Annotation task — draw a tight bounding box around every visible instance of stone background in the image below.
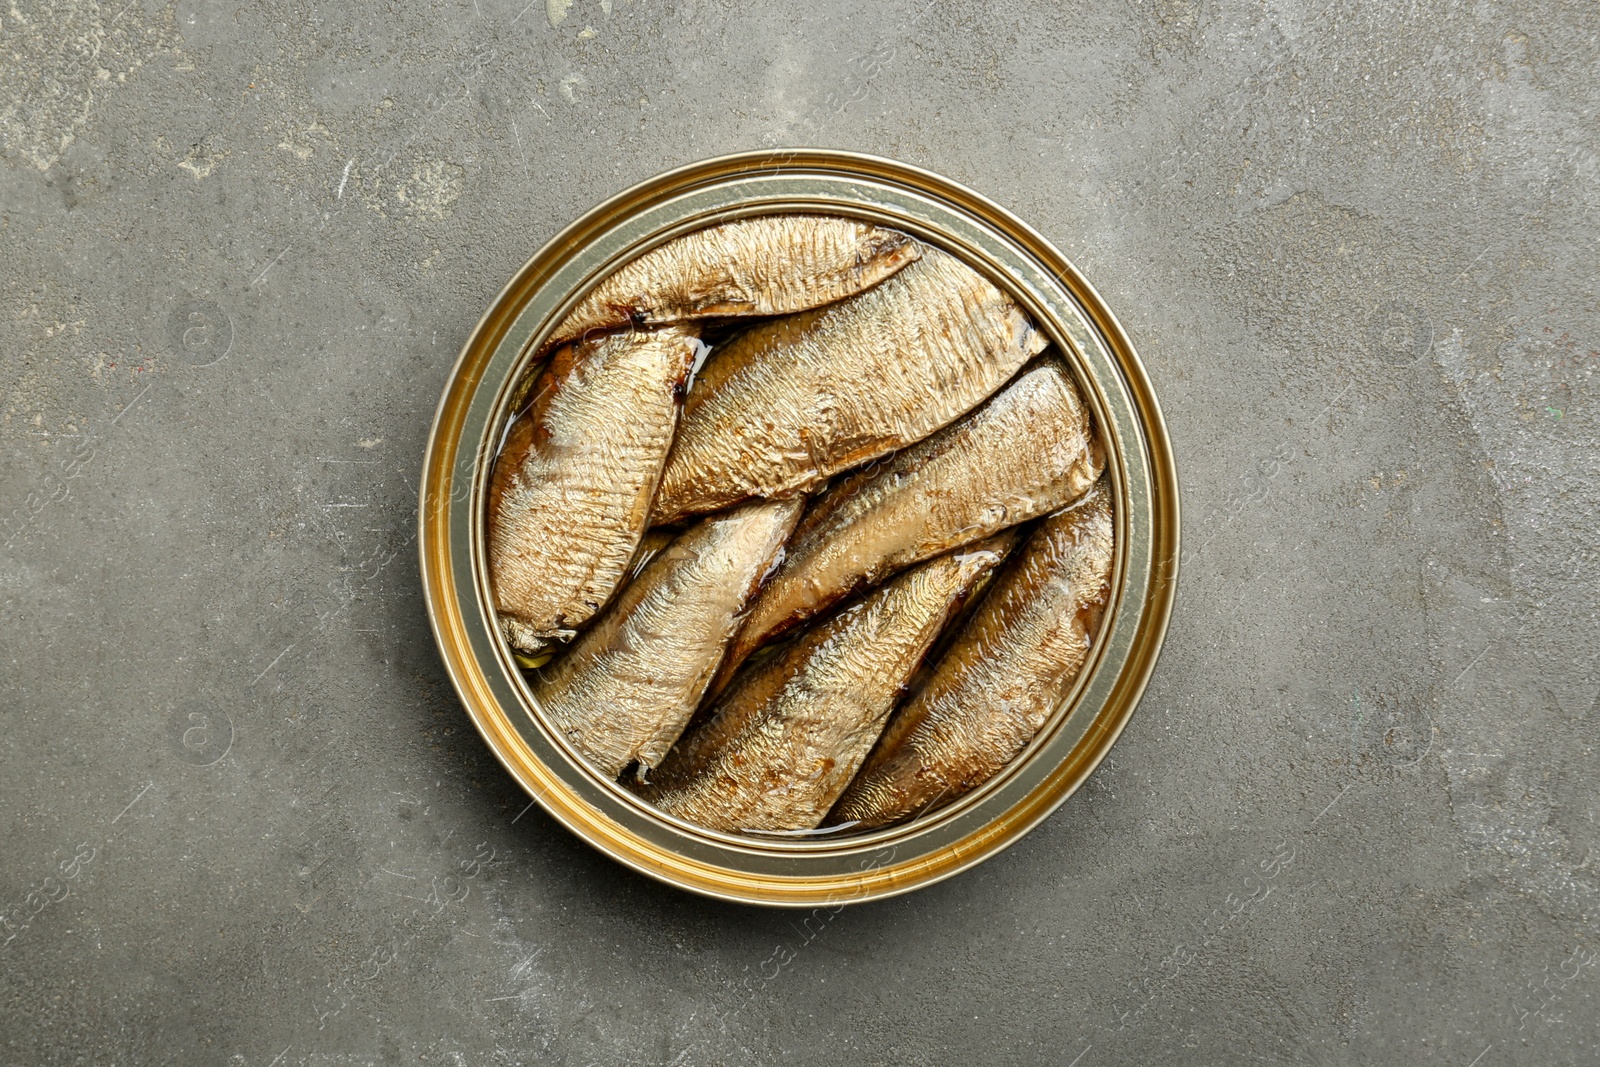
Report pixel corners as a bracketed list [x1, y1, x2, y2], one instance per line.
[3, 1, 1597, 1063]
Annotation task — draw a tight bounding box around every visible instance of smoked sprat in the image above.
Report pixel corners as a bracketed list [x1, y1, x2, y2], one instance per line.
[487, 213, 1114, 836]
[831, 479, 1116, 829]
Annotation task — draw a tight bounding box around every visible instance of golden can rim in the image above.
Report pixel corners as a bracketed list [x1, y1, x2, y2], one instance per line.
[419, 149, 1180, 907]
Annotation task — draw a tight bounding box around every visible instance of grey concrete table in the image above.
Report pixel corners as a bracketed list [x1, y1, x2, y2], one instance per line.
[3, 1, 1596, 1064]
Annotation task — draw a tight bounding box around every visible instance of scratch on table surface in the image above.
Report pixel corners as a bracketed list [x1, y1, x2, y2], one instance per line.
[108, 381, 154, 427]
[1450, 642, 1494, 688]
[249, 246, 292, 288]
[1307, 781, 1356, 827]
[110, 781, 153, 824]
[250, 643, 298, 686]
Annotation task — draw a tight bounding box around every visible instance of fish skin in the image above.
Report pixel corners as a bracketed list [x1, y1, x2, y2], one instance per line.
[715, 355, 1104, 689]
[829, 480, 1116, 829]
[640, 537, 1014, 833]
[651, 246, 1048, 524]
[528, 498, 803, 778]
[547, 216, 920, 349]
[489, 325, 699, 653]
[623, 527, 678, 585]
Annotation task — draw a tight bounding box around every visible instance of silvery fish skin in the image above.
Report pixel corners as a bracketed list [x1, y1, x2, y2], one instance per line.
[488, 325, 699, 653]
[830, 480, 1116, 829]
[528, 498, 802, 778]
[640, 538, 1014, 833]
[651, 246, 1048, 524]
[547, 216, 920, 349]
[717, 355, 1104, 686]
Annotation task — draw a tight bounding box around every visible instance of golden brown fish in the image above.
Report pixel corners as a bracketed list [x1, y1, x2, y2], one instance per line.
[640, 537, 1014, 833]
[623, 527, 678, 584]
[830, 480, 1116, 829]
[488, 325, 699, 653]
[509, 529, 678, 668]
[546, 216, 920, 349]
[650, 246, 1048, 524]
[527, 498, 802, 778]
[715, 355, 1104, 688]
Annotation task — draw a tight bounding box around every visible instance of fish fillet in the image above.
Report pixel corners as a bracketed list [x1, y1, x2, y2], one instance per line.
[547, 215, 920, 349]
[716, 355, 1104, 687]
[529, 498, 802, 777]
[651, 246, 1047, 523]
[830, 480, 1116, 829]
[640, 537, 1014, 833]
[488, 325, 699, 653]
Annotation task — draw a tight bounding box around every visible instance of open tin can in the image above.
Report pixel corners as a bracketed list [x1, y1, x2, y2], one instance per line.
[419, 150, 1178, 906]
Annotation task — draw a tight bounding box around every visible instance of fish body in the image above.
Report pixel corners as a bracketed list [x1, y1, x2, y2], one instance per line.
[651, 247, 1047, 523]
[548, 216, 920, 349]
[623, 527, 678, 585]
[830, 480, 1116, 829]
[528, 498, 802, 777]
[641, 538, 1014, 833]
[718, 355, 1104, 685]
[488, 325, 699, 653]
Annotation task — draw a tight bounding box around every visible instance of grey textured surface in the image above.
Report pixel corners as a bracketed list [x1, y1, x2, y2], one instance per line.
[3, 0, 1597, 1063]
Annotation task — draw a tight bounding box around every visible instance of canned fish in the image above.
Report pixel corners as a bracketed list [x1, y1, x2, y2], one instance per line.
[419, 151, 1178, 906]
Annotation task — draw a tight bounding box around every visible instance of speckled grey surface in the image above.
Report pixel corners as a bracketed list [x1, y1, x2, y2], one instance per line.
[3, 1, 1597, 1063]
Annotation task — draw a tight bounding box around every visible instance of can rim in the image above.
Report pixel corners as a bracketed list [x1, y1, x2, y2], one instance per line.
[419, 149, 1179, 907]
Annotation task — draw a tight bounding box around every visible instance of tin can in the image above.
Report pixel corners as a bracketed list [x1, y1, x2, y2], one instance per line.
[419, 150, 1179, 906]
